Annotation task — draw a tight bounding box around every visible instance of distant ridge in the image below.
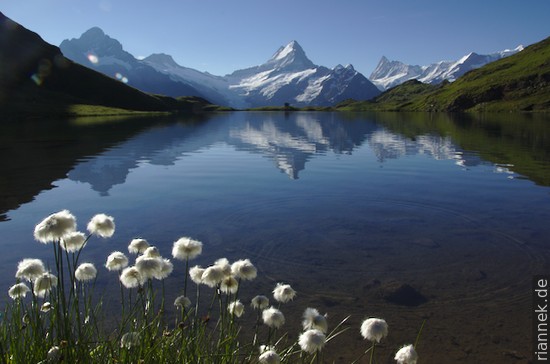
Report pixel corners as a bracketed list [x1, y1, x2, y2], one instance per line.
[369, 46, 524, 90]
[338, 36, 550, 112]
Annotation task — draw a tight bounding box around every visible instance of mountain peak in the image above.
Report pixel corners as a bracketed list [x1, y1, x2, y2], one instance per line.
[143, 53, 179, 68]
[267, 40, 315, 70]
[81, 26, 106, 39]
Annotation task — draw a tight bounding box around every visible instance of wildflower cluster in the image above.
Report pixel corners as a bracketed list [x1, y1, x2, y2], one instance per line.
[2, 210, 422, 363]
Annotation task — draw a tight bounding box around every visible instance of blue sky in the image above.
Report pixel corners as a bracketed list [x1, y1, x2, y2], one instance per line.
[2, 0, 549, 76]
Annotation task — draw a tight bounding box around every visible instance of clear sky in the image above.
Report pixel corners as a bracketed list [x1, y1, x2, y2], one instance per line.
[2, 0, 549, 77]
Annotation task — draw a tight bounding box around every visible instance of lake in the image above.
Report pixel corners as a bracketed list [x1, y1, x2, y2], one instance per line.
[1, 111, 549, 363]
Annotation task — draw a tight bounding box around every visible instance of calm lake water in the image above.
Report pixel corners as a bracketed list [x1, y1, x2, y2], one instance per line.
[1, 111, 549, 363]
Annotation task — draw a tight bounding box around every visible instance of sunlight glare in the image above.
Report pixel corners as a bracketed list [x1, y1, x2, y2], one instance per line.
[87, 53, 99, 64]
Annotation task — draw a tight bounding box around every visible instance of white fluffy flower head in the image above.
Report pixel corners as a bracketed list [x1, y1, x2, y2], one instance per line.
[135, 256, 162, 280]
[360, 318, 388, 343]
[34, 210, 76, 243]
[231, 259, 257, 280]
[60, 231, 87, 252]
[15, 258, 45, 282]
[87, 213, 115, 238]
[299, 329, 326, 354]
[75, 263, 97, 282]
[34, 272, 58, 298]
[174, 295, 192, 309]
[220, 276, 239, 294]
[172, 237, 203, 260]
[394, 344, 418, 364]
[302, 307, 328, 333]
[128, 238, 149, 254]
[8, 283, 30, 300]
[189, 265, 205, 285]
[154, 258, 173, 280]
[105, 251, 129, 271]
[228, 300, 244, 317]
[251, 295, 270, 310]
[273, 283, 296, 303]
[201, 265, 224, 288]
[259, 345, 280, 364]
[262, 306, 285, 329]
[120, 266, 143, 288]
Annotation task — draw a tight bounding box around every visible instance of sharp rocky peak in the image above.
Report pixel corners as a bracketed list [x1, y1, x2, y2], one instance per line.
[267, 40, 315, 70]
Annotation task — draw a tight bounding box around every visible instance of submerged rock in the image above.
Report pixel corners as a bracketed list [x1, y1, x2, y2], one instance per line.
[382, 282, 428, 306]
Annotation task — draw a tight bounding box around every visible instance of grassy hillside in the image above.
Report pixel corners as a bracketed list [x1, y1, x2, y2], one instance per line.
[337, 36, 550, 112]
[0, 12, 223, 118]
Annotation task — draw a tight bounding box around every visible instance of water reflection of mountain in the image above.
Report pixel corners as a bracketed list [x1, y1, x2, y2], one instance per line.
[368, 129, 485, 167]
[67, 120, 228, 195]
[0, 115, 202, 221]
[67, 112, 378, 191]
[65, 111, 543, 194]
[3, 111, 550, 219]
[228, 113, 375, 179]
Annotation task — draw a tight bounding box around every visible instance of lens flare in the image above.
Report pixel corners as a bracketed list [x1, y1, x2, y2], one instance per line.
[87, 54, 99, 64]
[115, 73, 129, 84]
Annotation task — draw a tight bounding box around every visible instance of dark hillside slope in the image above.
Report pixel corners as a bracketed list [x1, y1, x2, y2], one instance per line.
[0, 12, 210, 116]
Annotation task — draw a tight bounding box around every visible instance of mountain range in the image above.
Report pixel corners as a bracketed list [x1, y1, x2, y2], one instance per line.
[0, 12, 217, 118]
[339, 35, 550, 112]
[369, 46, 524, 90]
[60, 28, 381, 108]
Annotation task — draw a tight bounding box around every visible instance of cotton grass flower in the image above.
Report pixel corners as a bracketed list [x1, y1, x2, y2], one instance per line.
[220, 276, 239, 294]
[172, 236, 203, 260]
[251, 295, 270, 310]
[60, 231, 87, 252]
[214, 258, 232, 276]
[128, 238, 149, 254]
[142, 246, 161, 258]
[228, 300, 244, 317]
[135, 256, 162, 280]
[87, 213, 115, 238]
[189, 265, 205, 285]
[201, 265, 225, 288]
[259, 345, 280, 364]
[34, 210, 76, 243]
[302, 307, 328, 333]
[174, 295, 192, 309]
[360, 318, 389, 343]
[262, 306, 285, 329]
[34, 272, 58, 298]
[154, 258, 173, 280]
[394, 344, 418, 364]
[15, 258, 45, 282]
[120, 331, 140, 349]
[273, 283, 296, 303]
[8, 283, 30, 300]
[105, 251, 129, 271]
[299, 329, 326, 354]
[231, 258, 257, 280]
[75, 263, 97, 282]
[120, 266, 143, 289]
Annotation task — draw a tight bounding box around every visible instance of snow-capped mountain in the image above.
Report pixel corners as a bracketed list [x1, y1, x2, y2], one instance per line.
[370, 46, 524, 90]
[59, 27, 202, 98]
[226, 41, 380, 107]
[60, 29, 380, 108]
[142, 53, 245, 108]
